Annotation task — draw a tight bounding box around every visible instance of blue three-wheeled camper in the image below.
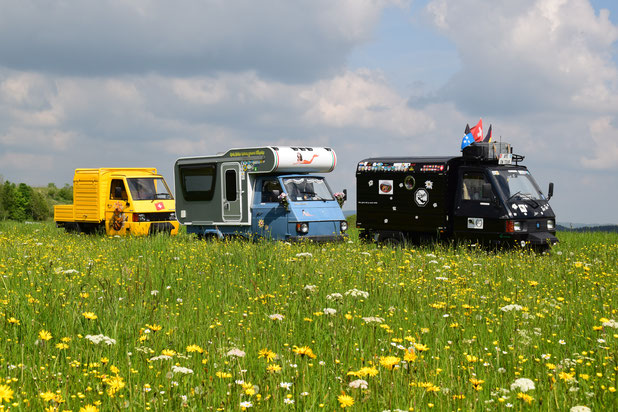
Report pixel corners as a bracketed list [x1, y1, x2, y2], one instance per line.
[174, 146, 347, 241]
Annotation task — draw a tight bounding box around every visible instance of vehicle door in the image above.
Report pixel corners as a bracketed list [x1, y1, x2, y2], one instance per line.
[106, 178, 131, 235]
[252, 177, 288, 239]
[453, 168, 503, 240]
[221, 163, 242, 222]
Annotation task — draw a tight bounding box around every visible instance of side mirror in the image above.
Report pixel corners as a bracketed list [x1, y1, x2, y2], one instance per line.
[547, 182, 554, 200]
[343, 189, 348, 201]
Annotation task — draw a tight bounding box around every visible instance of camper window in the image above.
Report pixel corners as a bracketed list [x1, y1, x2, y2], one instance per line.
[225, 169, 237, 202]
[179, 164, 216, 201]
[261, 180, 282, 203]
[282, 177, 334, 202]
[110, 179, 128, 201]
[461, 173, 494, 202]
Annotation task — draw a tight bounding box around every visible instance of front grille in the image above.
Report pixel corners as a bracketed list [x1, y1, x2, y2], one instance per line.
[144, 212, 174, 222]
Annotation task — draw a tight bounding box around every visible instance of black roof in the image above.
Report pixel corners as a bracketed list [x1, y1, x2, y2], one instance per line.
[358, 156, 460, 164]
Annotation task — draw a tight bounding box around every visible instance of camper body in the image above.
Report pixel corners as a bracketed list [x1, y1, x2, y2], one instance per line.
[174, 147, 347, 241]
[54, 168, 179, 236]
[356, 142, 557, 248]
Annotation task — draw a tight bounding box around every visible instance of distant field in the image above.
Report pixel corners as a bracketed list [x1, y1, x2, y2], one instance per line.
[0, 222, 616, 411]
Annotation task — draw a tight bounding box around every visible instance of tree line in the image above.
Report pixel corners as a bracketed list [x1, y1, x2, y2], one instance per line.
[0, 178, 72, 221]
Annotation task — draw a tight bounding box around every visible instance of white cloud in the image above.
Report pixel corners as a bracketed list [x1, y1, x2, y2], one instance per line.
[425, 0, 618, 114]
[581, 116, 618, 169]
[0, 0, 405, 81]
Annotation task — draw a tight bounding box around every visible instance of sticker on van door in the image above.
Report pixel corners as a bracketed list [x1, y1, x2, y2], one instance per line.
[414, 188, 429, 207]
[379, 180, 393, 195]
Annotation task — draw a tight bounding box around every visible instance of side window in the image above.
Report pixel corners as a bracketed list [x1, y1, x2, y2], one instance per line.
[179, 164, 217, 201]
[110, 179, 128, 200]
[261, 180, 282, 203]
[225, 169, 237, 202]
[461, 172, 494, 202]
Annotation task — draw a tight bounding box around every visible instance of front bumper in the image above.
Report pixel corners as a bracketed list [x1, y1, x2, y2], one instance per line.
[127, 221, 180, 236]
[287, 234, 347, 243]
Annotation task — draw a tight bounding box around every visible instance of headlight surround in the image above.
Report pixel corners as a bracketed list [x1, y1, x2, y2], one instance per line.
[133, 213, 148, 223]
[296, 222, 309, 234]
[547, 219, 555, 230]
[340, 221, 348, 232]
[169, 212, 177, 221]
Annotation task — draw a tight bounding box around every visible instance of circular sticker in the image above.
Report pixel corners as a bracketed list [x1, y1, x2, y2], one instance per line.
[414, 188, 429, 207]
[404, 175, 415, 190]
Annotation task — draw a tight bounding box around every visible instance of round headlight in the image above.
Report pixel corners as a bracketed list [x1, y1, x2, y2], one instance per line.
[296, 222, 309, 234]
[340, 221, 348, 232]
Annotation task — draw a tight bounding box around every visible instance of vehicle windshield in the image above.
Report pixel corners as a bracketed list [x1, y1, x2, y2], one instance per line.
[491, 169, 544, 201]
[282, 177, 334, 201]
[127, 178, 173, 200]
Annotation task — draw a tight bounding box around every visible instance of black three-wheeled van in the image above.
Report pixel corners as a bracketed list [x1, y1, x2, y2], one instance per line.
[355, 142, 558, 248]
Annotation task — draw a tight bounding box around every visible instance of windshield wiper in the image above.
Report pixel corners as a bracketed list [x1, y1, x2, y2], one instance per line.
[508, 191, 539, 208]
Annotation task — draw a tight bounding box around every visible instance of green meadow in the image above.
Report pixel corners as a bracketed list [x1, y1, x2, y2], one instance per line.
[0, 221, 616, 411]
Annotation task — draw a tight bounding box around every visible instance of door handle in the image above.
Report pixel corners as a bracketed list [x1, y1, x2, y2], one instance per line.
[224, 201, 230, 210]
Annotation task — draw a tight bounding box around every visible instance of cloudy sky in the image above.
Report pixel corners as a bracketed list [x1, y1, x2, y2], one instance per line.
[1, 0, 617, 224]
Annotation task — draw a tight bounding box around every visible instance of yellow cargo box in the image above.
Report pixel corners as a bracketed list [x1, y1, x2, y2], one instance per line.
[54, 168, 179, 236]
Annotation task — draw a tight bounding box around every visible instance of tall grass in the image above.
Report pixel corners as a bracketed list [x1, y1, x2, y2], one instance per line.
[0, 221, 616, 411]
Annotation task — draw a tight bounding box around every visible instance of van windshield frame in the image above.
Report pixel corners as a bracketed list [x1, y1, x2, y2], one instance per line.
[127, 178, 174, 201]
[489, 168, 545, 201]
[282, 177, 334, 202]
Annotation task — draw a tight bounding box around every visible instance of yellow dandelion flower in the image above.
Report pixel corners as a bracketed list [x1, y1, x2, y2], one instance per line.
[7, 317, 20, 325]
[82, 312, 98, 320]
[379, 356, 401, 370]
[39, 391, 57, 402]
[104, 375, 125, 397]
[359, 366, 379, 377]
[80, 405, 99, 412]
[413, 343, 429, 352]
[559, 371, 576, 382]
[338, 393, 354, 408]
[267, 364, 282, 373]
[292, 345, 317, 359]
[38, 330, 52, 341]
[404, 349, 417, 362]
[186, 344, 204, 354]
[55, 343, 69, 350]
[0, 384, 14, 404]
[146, 324, 162, 332]
[161, 349, 176, 357]
[258, 348, 276, 361]
[517, 392, 534, 404]
[215, 371, 232, 378]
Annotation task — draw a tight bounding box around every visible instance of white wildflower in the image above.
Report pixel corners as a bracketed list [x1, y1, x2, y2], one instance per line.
[269, 313, 284, 321]
[240, 400, 253, 408]
[602, 319, 618, 328]
[326, 293, 343, 300]
[226, 348, 246, 358]
[304, 284, 317, 293]
[84, 334, 116, 345]
[323, 308, 337, 316]
[296, 252, 313, 257]
[345, 288, 369, 298]
[510, 378, 535, 392]
[283, 398, 294, 404]
[362, 316, 384, 324]
[149, 355, 173, 361]
[349, 379, 368, 389]
[151, 290, 159, 296]
[279, 382, 293, 390]
[171, 365, 193, 375]
[500, 304, 523, 312]
[570, 407, 591, 412]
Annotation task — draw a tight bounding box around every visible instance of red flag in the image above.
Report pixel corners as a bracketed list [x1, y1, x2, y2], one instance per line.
[155, 202, 165, 211]
[470, 119, 483, 142]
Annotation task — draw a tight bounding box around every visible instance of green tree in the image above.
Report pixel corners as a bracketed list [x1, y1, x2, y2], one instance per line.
[31, 190, 52, 221]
